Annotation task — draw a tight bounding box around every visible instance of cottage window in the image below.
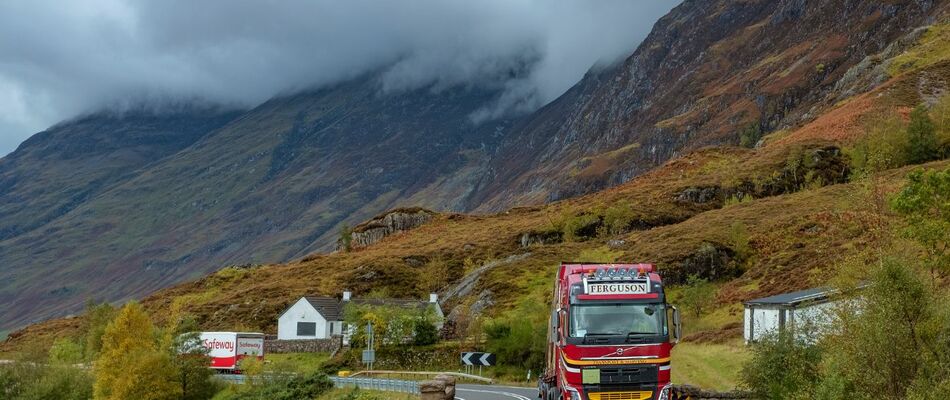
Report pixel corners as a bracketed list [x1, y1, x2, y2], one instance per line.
[297, 322, 317, 336]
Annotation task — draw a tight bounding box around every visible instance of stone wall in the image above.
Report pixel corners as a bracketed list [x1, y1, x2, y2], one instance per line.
[264, 337, 341, 354]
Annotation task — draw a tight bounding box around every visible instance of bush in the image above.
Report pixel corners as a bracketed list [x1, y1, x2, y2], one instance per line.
[0, 363, 94, 400]
[678, 274, 716, 318]
[729, 222, 752, 263]
[890, 167, 950, 279]
[740, 331, 822, 400]
[48, 338, 83, 365]
[739, 123, 763, 148]
[821, 258, 950, 399]
[906, 105, 939, 164]
[847, 111, 908, 175]
[599, 201, 636, 236]
[81, 301, 116, 361]
[561, 212, 601, 242]
[412, 320, 438, 346]
[214, 371, 333, 400]
[484, 300, 547, 371]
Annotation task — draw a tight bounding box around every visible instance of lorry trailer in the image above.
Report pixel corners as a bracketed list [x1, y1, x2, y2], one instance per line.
[198, 332, 265, 371]
[539, 263, 681, 400]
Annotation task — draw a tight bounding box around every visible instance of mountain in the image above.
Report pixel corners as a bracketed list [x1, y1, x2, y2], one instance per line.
[471, 0, 946, 209]
[0, 76, 515, 331]
[0, 0, 947, 333]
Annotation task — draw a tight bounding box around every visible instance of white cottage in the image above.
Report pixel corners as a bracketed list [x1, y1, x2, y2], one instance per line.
[277, 296, 345, 340]
[743, 286, 849, 343]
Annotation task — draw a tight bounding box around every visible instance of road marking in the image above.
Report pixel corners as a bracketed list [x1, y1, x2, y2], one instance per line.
[457, 388, 532, 400]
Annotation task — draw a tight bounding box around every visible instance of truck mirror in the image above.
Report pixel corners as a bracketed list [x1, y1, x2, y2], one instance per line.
[670, 305, 682, 345]
[552, 309, 562, 343]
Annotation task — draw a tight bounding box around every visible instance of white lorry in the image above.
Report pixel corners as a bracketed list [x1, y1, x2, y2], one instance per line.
[197, 332, 265, 371]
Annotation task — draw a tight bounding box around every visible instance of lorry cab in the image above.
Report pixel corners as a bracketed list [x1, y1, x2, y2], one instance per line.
[541, 263, 681, 400]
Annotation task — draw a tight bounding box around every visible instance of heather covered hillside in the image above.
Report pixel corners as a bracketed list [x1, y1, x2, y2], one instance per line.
[0, 0, 948, 339]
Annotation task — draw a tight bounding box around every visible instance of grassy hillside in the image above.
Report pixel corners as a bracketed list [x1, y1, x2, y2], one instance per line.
[4, 19, 950, 394]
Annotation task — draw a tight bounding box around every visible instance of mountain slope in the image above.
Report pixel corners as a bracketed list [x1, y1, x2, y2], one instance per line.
[0, 0, 947, 333]
[473, 0, 945, 209]
[0, 77, 514, 330]
[0, 108, 241, 241]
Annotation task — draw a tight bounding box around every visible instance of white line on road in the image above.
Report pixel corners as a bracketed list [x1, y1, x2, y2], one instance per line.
[457, 388, 532, 400]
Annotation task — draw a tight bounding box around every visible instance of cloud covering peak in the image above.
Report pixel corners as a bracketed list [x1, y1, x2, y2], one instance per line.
[0, 0, 679, 155]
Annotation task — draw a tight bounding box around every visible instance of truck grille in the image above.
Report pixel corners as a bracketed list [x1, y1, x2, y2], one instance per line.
[587, 391, 652, 400]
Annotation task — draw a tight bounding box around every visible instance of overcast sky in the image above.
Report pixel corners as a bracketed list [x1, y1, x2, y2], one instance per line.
[0, 0, 679, 156]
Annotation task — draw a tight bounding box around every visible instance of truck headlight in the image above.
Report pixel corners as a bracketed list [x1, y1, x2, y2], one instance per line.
[566, 387, 582, 400]
[657, 384, 672, 400]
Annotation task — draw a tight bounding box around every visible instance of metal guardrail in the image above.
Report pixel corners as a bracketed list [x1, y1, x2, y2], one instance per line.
[214, 374, 247, 384]
[213, 373, 420, 394]
[351, 369, 494, 384]
[330, 376, 420, 394]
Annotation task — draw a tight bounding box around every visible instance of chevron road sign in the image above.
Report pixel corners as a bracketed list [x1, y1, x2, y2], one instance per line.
[461, 352, 495, 366]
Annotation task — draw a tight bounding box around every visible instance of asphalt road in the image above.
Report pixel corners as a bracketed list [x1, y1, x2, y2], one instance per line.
[455, 384, 537, 400]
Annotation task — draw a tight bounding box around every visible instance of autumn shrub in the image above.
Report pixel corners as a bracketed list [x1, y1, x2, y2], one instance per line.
[740, 330, 823, 400]
[847, 111, 908, 175]
[560, 212, 601, 242]
[821, 258, 950, 400]
[598, 201, 636, 236]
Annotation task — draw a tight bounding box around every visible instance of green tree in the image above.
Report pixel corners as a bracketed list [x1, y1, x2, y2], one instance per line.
[484, 299, 547, 371]
[81, 301, 116, 361]
[600, 201, 636, 236]
[679, 274, 716, 318]
[890, 167, 950, 281]
[906, 105, 938, 164]
[740, 331, 822, 400]
[822, 258, 950, 400]
[47, 338, 83, 365]
[94, 302, 181, 400]
[847, 111, 908, 175]
[739, 123, 763, 148]
[339, 224, 353, 252]
[412, 319, 438, 346]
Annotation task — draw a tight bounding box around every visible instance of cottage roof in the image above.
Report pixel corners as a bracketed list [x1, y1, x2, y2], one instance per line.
[306, 296, 344, 320]
[744, 287, 833, 307]
[278, 296, 343, 321]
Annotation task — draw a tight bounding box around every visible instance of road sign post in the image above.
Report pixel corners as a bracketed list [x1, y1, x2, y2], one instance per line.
[364, 322, 375, 370]
[461, 352, 495, 368]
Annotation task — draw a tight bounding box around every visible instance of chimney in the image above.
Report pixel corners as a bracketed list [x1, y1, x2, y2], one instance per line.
[343, 291, 352, 302]
[429, 293, 438, 304]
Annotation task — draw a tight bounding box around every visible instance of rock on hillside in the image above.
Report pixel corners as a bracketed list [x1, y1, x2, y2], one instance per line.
[337, 208, 437, 251]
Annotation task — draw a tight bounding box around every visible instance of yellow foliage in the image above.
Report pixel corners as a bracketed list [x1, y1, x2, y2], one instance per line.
[94, 302, 181, 400]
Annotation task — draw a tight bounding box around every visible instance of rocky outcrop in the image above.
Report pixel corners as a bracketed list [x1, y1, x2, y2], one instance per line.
[337, 208, 436, 250]
[675, 186, 723, 205]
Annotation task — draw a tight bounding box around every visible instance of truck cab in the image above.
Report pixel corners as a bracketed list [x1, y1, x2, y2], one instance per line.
[540, 263, 681, 400]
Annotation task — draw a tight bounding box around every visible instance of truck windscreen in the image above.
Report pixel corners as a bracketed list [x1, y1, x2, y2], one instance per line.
[570, 303, 666, 337]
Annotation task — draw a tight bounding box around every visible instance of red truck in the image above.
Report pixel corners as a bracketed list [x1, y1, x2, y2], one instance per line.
[539, 263, 681, 400]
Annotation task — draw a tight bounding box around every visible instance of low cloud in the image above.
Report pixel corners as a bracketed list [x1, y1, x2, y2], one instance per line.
[0, 0, 679, 155]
